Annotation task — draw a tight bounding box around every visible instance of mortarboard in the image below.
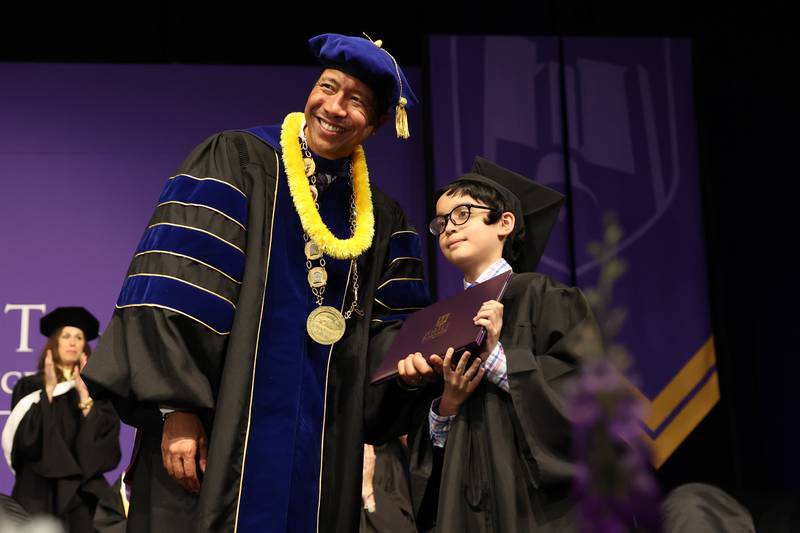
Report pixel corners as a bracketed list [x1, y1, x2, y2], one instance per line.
[40, 307, 100, 340]
[449, 156, 565, 273]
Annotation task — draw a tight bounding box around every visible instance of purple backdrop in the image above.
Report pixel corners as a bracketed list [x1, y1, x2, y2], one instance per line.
[0, 63, 426, 494]
[562, 38, 710, 397]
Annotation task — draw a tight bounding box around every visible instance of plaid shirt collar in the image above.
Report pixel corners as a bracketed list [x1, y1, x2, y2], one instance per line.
[464, 258, 512, 289]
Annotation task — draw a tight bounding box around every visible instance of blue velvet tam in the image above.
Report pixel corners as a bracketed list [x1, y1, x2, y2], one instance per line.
[308, 33, 418, 138]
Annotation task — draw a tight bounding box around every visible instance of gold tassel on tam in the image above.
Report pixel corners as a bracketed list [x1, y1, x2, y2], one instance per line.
[363, 32, 412, 139]
[395, 97, 410, 139]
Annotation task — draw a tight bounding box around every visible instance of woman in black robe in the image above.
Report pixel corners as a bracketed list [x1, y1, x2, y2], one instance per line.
[2, 307, 122, 532]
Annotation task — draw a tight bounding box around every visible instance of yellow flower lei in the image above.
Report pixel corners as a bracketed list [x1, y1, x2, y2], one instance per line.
[280, 112, 375, 259]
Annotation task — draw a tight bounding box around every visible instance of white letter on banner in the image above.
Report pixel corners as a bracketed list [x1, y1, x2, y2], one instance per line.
[1, 372, 22, 395]
[4, 304, 47, 353]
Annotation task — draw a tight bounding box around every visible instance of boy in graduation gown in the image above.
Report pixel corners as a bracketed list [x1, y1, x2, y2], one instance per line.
[397, 157, 602, 532]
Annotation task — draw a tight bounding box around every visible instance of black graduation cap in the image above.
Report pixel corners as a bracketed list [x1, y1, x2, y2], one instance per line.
[39, 307, 100, 340]
[455, 156, 565, 273]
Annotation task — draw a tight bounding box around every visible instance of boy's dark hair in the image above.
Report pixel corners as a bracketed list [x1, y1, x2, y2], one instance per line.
[435, 179, 526, 266]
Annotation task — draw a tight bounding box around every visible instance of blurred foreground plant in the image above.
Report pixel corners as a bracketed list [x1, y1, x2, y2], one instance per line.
[570, 214, 661, 533]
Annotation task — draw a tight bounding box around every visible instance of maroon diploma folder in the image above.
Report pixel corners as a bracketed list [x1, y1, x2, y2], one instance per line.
[370, 271, 513, 384]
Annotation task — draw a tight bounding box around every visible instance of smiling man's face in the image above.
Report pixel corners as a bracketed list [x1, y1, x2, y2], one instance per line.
[303, 68, 380, 160]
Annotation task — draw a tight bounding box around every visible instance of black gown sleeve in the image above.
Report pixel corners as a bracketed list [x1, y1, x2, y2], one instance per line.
[82, 132, 258, 426]
[75, 399, 122, 478]
[363, 201, 435, 443]
[8, 378, 44, 466]
[505, 273, 601, 487]
[10, 374, 40, 410]
[10, 377, 122, 520]
[11, 391, 82, 478]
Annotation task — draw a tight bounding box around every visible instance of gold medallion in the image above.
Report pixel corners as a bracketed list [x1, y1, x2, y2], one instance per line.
[307, 306, 346, 345]
[303, 157, 316, 177]
[304, 241, 323, 261]
[308, 266, 328, 288]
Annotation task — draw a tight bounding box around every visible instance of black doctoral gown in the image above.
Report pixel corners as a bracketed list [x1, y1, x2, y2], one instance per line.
[9, 374, 122, 532]
[408, 272, 601, 532]
[82, 123, 430, 533]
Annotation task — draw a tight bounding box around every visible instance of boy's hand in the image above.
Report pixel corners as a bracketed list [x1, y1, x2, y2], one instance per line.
[438, 348, 484, 416]
[474, 300, 503, 355]
[398, 352, 437, 387]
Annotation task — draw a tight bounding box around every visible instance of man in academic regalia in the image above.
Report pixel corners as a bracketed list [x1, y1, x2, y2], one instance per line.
[82, 33, 430, 533]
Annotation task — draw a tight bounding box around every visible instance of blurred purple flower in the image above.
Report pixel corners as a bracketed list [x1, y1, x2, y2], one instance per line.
[570, 216, 662, 533]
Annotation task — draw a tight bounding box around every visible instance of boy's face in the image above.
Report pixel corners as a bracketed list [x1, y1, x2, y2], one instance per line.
[435, 192, 513, 272]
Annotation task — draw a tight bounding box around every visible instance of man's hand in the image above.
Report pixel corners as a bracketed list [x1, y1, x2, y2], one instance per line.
[397, 352, 437, 387]
[161, 412, 208, 493]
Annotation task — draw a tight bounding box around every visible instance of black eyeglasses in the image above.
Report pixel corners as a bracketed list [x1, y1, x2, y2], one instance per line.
[428, 204, 496, 235]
